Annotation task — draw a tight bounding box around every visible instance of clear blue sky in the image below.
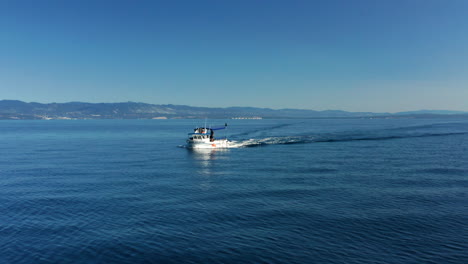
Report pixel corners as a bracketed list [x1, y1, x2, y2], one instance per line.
[1, 0, 467, 112]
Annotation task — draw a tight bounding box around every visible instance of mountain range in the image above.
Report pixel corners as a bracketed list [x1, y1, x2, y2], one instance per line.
[1, 100, 467, 120]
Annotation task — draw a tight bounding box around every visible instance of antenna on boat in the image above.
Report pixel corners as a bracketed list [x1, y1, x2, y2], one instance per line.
[204, 117, 207, 129]
[225, 122, 228, 141]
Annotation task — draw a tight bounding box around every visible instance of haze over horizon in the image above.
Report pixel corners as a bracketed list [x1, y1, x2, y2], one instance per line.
[1, 0, 468, 112]
[2, 99, 468, 115]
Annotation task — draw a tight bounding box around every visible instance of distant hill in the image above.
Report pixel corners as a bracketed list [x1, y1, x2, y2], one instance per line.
[0, 100, 467, 120]
[395, 110, 468, 115]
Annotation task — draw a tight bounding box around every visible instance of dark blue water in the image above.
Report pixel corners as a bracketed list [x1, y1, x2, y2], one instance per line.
[1, 119, 467, 263]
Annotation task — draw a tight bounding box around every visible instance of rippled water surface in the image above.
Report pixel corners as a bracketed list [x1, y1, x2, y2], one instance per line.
[1, 119, 467, 263]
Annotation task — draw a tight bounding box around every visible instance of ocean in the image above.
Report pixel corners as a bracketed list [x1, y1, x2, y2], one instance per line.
[1, 118, 467, 263]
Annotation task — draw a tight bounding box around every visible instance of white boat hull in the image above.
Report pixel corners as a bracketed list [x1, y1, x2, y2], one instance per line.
[186, 124, 229, 149]
[186, 138, 229, 149]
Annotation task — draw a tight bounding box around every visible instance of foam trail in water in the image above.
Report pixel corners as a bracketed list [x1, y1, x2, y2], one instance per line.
[229, 131, 468, 148]
[182, 122, 468, 148]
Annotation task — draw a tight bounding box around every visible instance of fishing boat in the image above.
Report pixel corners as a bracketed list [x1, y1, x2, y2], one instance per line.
[186, 123, 229, 148]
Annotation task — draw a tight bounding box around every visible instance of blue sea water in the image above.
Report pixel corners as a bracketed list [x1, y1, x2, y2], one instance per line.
[1, 118, 467, 263]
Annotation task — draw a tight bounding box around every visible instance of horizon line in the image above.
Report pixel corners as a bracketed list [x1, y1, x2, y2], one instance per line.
[1, 99, 467, 114]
